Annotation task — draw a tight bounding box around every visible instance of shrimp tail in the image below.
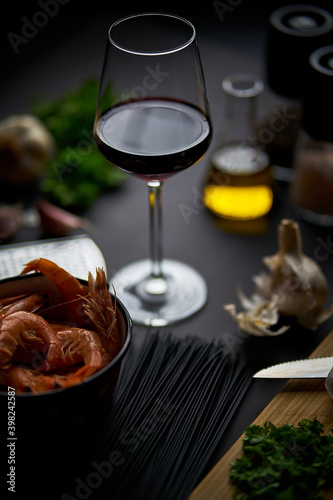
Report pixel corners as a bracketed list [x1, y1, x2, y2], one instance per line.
[81, 269, 118, 347]
[60, 365, 98, 385]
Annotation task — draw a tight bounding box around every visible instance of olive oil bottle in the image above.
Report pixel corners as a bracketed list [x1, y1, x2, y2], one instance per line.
[203, 74, 274, 221]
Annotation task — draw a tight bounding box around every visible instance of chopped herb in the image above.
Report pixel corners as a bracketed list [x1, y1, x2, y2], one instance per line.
[32, 79, 127, 212]
[230, 418, 333, 499]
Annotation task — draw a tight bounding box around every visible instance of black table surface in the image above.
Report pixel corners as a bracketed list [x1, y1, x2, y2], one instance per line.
[1, 0, 333, 492]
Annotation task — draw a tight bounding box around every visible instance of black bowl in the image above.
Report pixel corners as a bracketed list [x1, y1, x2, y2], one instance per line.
[0, 273, 132, 499]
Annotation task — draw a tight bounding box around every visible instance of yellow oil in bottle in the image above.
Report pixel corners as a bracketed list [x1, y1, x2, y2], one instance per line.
[203, 144, 274, 220]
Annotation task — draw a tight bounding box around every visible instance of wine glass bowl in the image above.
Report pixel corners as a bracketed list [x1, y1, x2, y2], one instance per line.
[94, 98, 211, 181]
[94, 13, 212, 325]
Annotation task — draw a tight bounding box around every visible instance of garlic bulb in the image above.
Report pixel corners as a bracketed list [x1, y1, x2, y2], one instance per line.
[0, 114, 56, 186]
[224, 219, 333, 336]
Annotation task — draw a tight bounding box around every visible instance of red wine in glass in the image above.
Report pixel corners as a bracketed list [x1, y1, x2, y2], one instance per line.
[95, 98, 212, 181]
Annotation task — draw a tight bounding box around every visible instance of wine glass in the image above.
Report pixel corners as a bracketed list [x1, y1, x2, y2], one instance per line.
[94, 13, 212, 326]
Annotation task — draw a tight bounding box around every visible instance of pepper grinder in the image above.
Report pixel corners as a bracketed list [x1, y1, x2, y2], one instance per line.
[291, 45, 333, 226]
[262, 4, 333, 182]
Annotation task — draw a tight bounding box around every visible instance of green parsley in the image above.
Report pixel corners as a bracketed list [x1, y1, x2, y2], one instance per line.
[230, 418, 333, 500]
[32, 79, 127, 212]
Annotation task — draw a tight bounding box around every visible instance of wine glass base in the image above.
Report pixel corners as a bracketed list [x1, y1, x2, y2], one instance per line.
[110, 259, 207, 326]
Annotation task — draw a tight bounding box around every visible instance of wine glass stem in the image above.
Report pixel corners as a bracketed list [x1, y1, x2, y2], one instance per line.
[147, 180, 164, 279]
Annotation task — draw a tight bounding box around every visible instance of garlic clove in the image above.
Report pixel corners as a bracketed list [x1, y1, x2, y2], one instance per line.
[224, 300, 289, 337]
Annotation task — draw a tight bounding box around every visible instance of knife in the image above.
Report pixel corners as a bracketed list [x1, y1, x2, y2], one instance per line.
[253, 356, 333, 379]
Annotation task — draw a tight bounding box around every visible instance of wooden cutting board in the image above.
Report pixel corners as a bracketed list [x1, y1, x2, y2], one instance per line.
[189, 329, 333, 500]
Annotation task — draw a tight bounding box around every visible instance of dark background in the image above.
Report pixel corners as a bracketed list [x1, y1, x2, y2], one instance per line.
[1, 0, 333, 495]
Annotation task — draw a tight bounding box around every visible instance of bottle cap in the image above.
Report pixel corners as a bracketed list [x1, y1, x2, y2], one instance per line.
[222, 74, 264, 98]
[266, 5, 333, 98]
[302, 45, 333, 142]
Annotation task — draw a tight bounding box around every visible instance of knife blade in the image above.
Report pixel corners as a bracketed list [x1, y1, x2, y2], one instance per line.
[253, 356, 333, 379]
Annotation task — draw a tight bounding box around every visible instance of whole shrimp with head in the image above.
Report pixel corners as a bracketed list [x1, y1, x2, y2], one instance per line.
[20, 257, 88, 326]
[0, 260, 120, 393]
[0, 311, 61, 370]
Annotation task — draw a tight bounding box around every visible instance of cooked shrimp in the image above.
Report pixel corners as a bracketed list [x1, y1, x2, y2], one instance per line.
[0, 311, 61, 371]
[50, 325, 110, 372]
[0, 293, 47, 319]
[81, 268, 119, 358]
[0, 265, 122, 394]
[20, 258, 88, 325]
[20, 258, 86, 300]
[0, 365, 60, 393]
[0, 294, 27, 308]
[0, 365, 87, 393]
